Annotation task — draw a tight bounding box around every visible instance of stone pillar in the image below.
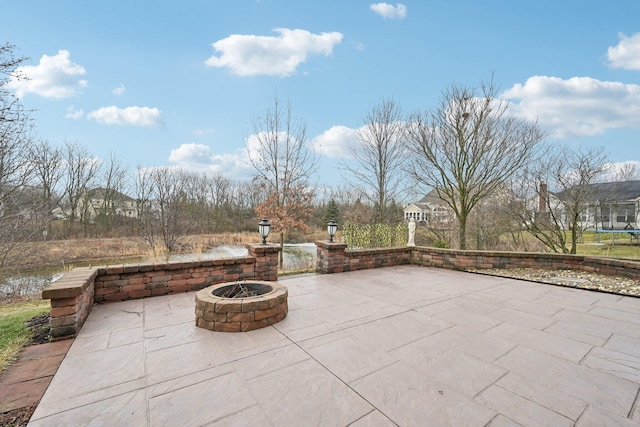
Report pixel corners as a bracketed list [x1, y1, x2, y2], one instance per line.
[41, 267, 97, 341]
[316, 241, 348, 274]
[248, 244, 281, 281]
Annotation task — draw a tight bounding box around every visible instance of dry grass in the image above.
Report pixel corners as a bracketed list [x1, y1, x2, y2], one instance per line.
[14, 232, 260, 272]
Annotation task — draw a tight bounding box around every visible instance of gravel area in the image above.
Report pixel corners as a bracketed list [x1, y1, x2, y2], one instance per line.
[468, 267, 640, 297]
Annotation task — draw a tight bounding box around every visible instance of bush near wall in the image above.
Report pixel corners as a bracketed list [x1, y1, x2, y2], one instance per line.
[343, 222, 408, 248]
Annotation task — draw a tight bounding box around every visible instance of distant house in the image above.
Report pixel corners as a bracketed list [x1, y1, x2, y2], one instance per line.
[553, 180, 640, 231]
[403, 190, 454, 227]
[53, 188, 138, 221]
[84, 188, 138, 219]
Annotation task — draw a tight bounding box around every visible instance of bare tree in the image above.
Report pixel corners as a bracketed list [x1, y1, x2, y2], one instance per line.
[0, 43, 39, 281]
[615, 162, 640, 181]
[135, 166, 197, 259]
[206, 173, 234, 232]
[89, 152, 131, 234]
[508, 146, 609, 254]
[247, 96, 317, 267]
[552, 146, 609, 253]
[61, 141, 101, 236]
[405, 78, 546, 249]
[28, 139, 65, 239]
[341, 98, 406, 224]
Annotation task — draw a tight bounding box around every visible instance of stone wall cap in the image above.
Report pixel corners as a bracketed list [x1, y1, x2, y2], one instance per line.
[42, 268, 97, 299]
[315, 241, 348, 249]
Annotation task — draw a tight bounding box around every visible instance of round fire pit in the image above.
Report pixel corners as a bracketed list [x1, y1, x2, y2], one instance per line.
[195, 281, 288, 332]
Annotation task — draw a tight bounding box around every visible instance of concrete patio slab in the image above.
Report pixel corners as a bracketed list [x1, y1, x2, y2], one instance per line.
[28, 266, 640, 426]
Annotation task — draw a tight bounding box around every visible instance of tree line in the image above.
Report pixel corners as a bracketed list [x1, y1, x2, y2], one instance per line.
[2, 42, 637, 282]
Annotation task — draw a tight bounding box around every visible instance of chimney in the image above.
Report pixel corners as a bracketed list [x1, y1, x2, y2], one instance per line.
[539, 181, 548, 212]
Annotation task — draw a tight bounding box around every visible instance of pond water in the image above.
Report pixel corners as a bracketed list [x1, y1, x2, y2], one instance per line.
[0, 243, 318, 299]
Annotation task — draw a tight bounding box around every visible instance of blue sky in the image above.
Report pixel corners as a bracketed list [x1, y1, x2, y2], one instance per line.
[5, 0, 640, 189]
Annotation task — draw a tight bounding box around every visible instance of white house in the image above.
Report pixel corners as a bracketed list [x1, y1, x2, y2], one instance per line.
[53, 188, 138, 221]
[403, 190, 454, 227]
[553, 180, 640, 231]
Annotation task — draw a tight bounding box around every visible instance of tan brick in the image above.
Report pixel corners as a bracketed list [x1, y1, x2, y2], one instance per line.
[254, 306, 281, 321]
[168, 279, 188, 288]
[122, 284, 146, 293]
[50, 306, 76, 317]
[151, 288, 169, 296]
[50, 296, 80, 308]
[203, 311, 227, 322]
[197, 318, 215, 330]
[147, 274, 172, 282]
[241, 319, 268, 331]
[169, 284, 190, 293]
[127, 277, 150, 286]
[51, 315, 76, 327]
[265, 312, 287, 326]
[101, 279, 128, 288]
[95, 287, 119, 296]
[227, 311, 254, 322]
[214, 300, 242, 313]
[187, 277, 206, 286]
[213, 321, 241, 332]
[128, 290, 151, 299]
[103, 293, 127, 301]
[242, 298, 270, 312]
[191, 271, 210, 278]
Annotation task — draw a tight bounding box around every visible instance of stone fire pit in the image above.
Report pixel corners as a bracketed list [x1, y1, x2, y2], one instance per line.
[195, 281, 288, 332]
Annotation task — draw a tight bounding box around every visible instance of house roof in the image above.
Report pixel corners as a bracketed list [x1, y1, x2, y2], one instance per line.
[87, 187, 135, 202]
[554, 180, 640, 203]
[417, 189, 445, 205]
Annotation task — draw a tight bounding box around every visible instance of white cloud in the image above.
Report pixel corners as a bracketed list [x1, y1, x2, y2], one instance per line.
[607, 32, 640, 70]
[205, 28, 343, 77]
[113, 83, 126, 95]
[8, 50, 87, 98]
[311, 125, 358, 158]
[169, 143, 252, 177]
[370, 3, 407, 19]
[65, 105, 84, 119]
[503, 76, 640, 139]
[87, 106, 163, 127]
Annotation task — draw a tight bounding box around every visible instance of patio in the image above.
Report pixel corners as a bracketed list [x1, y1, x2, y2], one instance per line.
[28, 266, 640, 426]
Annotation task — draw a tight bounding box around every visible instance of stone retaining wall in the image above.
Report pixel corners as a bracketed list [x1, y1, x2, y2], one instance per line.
[410, 246, 640, 280]
[44, 241, 639, 341]
[94, 257, 256, 303]
[316, 242, 411, 274]
[316, 241, 640, 281]
[42, 244, 281, 340]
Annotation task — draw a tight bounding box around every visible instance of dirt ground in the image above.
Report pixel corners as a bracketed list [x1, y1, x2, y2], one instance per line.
[0, 402, 38, 427]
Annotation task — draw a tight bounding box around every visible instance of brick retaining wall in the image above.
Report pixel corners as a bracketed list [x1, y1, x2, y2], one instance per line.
[316, 241, 640, 281]
[410, 247, 640, 280]
[44, 242, 639, 341]
[316, 241, 411, 273]
[42, 244, 281, 340]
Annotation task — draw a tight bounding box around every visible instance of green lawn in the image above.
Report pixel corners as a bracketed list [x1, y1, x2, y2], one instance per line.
[577, 231, 640, 259]
[0, 299, 50, 374]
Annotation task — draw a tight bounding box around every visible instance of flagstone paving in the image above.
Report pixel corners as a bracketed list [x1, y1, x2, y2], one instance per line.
[27, 266, 640, 426]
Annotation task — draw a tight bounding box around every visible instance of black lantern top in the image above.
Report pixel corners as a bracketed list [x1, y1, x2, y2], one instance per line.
[327, 219, 338, 242]
[258, 218, 271, 244]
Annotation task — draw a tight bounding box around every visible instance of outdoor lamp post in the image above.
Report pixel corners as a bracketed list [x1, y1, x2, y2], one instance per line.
[258, 218, 271, 244]
[327, 220, 338, 242]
